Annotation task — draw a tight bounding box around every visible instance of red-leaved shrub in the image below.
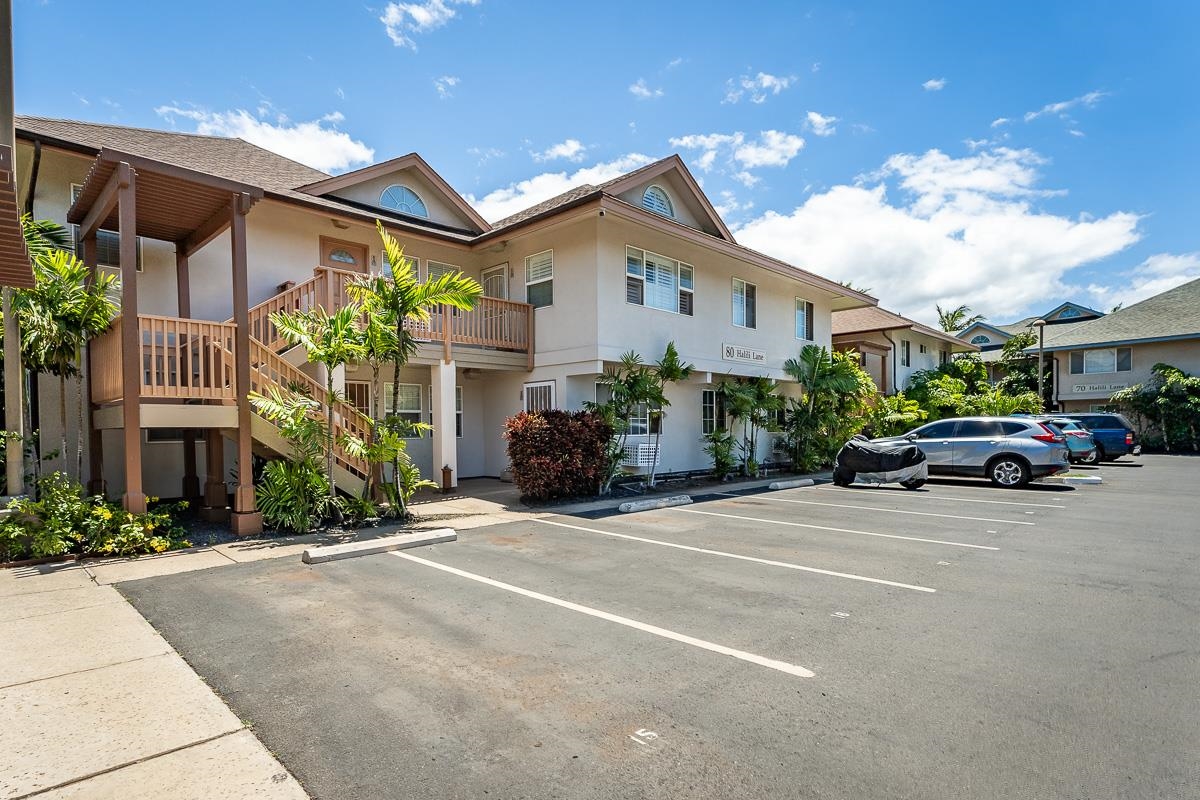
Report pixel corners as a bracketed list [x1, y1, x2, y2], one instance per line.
[503, 410, 613, 502]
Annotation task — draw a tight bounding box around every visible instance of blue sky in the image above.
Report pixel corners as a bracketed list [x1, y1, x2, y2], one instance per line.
[13, 1, 1200, 324]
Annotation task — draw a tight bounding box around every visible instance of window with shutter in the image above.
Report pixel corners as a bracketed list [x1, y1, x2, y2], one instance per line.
[383, 382, 424, 437]
[733, 278, 756, 329]
[1070, 351, 1084, 374]
[641, 185, 674, 217]
[426, 260, 459, 281]
[523, 380, 555, 412]
[795, 298, 814, 340]
[525, 250, 553, 308]
[624, 246, 692, 315]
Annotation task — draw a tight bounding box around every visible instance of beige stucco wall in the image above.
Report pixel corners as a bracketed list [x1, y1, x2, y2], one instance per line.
[1052, 339, 1200, 409]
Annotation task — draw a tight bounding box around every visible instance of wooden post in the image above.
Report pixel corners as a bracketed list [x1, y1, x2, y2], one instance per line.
[2, 286, 21, 497]
[82, 235, 105, 496]
[442, 304, 453, 363]
[116, 163, 145, 514]
[201, 429, 227, 521]
[176, 246, 200, 503]
[229, 193, 261, 535]
[879, 351, 889, 395]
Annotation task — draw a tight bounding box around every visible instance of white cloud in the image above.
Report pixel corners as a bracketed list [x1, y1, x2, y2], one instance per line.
[724, 72, 796, 104]
[1024, 89, 1108, 122]
[464, 153, 656, 222]
[532, 138, 587, 163]
[922, 78, 947, 91]
[433, 75, 459, 98]
[734, 146, 1142, 321]
[806, 111, 838, 137]
[714, 190, 754, 218]
[629, 78, 664, 99]
[1088, 252, 1200, 309]
[467, 146, 504, 165]
[335, 87, 345, 100]
[1068, 129, 1085, 137]
[811, 62, 821, 73]
[666, 57, 684, 69]
[991, 117, 1009, 128]
[155, 105, 373, 173]
[670, 129, 805, 178]
[380, 0, 480, 49]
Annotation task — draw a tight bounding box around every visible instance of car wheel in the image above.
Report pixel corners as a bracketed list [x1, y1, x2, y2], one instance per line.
[1078, 446, 1101, 465]
[900, 479, 926, 490]
[987, 456, 1030, 488]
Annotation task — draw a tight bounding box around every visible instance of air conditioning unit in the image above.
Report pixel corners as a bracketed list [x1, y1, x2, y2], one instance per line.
[622, 442, 660, 468]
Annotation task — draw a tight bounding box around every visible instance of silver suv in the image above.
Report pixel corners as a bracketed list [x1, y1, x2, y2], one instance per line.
[873, 416, 1071, 487]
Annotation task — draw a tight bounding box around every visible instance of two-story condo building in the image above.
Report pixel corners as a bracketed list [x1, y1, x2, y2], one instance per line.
[832, 306, 978, 392]
[13, 116, 876, 533]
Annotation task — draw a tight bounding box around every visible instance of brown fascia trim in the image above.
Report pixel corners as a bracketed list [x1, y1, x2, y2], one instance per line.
[598, 196, 878, 307]
[471, 189, 606, 246]
[833, 324, 910, 338]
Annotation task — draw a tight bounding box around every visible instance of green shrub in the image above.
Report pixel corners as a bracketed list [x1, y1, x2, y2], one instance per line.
[0, 472, 189, 562]
[504, 410, 613, 501]
[701, 428, 738, 480]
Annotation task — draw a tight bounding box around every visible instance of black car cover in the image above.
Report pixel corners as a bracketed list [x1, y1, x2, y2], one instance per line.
[835, 435, 927, 473]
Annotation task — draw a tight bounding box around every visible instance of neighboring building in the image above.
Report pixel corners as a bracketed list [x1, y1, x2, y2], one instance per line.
[832, 306, 978, 393]
[14, 115, 875, 530]
[1031, 278, 1200, 412]
[957, 302, 1104, 360]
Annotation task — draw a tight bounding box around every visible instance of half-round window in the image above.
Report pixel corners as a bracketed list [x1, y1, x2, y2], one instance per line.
[970, 334, 990, 345]
[380, 185, 429, 218]
[329, 248, 358, 265]
[642, 185, 674, 217]
[1058, 307, 1082, 319]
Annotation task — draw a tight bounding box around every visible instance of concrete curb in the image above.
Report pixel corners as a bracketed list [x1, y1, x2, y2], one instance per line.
[768, 478, 816, 490]
[302, 529, 457, 564]
[1043, 475, 1104, 486]
[618, 495, 693, 513]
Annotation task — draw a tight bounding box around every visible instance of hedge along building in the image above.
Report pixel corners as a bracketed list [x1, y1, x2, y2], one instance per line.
[14, 115, 876, 530]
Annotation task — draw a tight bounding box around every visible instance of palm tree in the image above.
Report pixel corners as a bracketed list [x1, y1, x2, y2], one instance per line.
[647, 341, 693, 487]
[935, 303, 985, 333]
[341, 280, 399, 500]
[783, 344, 868, 417]
[13, 223, 119, 481]
[270, 304, 367, 501]
[720, 377, 782, 477]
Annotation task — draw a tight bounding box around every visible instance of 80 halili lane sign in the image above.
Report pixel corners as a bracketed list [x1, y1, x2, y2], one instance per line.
[722, 343, 766, 364]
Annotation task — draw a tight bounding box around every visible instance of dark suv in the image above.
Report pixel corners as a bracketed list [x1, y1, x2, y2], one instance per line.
[1047, 412, 1140, 462]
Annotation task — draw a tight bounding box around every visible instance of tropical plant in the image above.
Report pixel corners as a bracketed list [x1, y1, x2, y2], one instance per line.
[907, 354, 991, 420]
[963, 385, 1042, 417]
[781, 345, 876, 472]
[11, 218, 119, 482]
[588, 351, 663, 493]
[866, 391, 927, 438]
[269, 304, 367, 502]
[935, 303, 985, 333]
[995, 330, 1039, 395]
[249, 386, 336, 532]
[719, 377, 783, 477]
[355, 221, 482, 501]
[645, 342, 693, 487]
[1109, 363, 1200, 452]
[504, 410, 613, 501]
[701, 427, 738, 480]
[0, 472, 188, 562]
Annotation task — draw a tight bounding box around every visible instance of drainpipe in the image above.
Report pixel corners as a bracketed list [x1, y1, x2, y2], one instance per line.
[22, 137, 38, 215]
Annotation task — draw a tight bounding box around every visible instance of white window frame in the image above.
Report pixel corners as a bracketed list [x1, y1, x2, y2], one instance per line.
[970, 334, 990, 345]
[919, 343, 928, 354]
[625, 245, 693, 315]
[732, 278, 757, 329]
[701, 389, 717, 435]
[379, 184, 429, 218]
[641, 185, 675, 218]
[383, 382, 424, 438]
[794, 298, 814, 340]
[523, 380, 556, 412]
[425, 260, 461, 282]
[900, 339, 911, 367]
[1071, 347, 1133, 375]
[426, 385, 464, 438]
[344, 380, 371, 417]
[70, 183, 143, 272]
[525, 250, 554, 308]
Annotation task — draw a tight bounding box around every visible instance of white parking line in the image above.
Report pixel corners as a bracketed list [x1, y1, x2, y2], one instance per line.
[670, 508, 1000, 550]
[533, 518, 936, 593]
[390, 551, 816, 678]
[812, 485, 1066, 509]
[715, 492, 1034, 526]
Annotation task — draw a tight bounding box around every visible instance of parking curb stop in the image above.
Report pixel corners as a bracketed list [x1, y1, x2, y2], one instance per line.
[768, 478, 816, 490]
[1043, 475, 1103, 486]
[619, 495, 693, 513]
[302, 529, 457, 564]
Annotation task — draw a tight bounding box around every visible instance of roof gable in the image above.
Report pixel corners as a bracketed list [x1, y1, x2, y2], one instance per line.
[601, 156, 734, 241]
[956, 321, 1012, 341]
[1038, 277, 1200, 351]
[297, 154, 489, 234]
[1043, 301, 1104, 323]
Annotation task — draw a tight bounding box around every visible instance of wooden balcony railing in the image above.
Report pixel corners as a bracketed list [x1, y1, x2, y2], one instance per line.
[242, 266, 533, 360]
[90, 316, 238, 403]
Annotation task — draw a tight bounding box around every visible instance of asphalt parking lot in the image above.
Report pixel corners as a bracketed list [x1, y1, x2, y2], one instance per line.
[120, 455, 1199, 800]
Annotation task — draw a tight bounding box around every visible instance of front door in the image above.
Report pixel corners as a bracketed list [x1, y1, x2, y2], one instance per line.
[481, 264, 508, 299]
[319, 237, 369, 273]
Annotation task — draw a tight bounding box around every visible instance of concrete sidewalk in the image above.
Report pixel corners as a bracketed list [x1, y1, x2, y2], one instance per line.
[0, 562, 309, 800]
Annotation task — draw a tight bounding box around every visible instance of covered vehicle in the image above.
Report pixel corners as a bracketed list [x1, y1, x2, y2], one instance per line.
[832, 435, 928, 489]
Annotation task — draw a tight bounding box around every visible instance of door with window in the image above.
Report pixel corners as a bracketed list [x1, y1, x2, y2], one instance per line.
[320, 237, 369, 273]
[951, 419, 1006, 468]
[910, 420, 958, 470]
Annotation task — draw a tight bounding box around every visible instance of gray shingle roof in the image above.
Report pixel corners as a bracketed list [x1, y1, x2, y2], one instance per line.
[488, 184, 601, 231]
[1038, 277, 1200, 350]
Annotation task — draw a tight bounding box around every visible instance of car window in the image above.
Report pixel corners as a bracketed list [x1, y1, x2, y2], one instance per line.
[915, 421, 958, 439]
[1055, 421, 1079, 431]
[1000, 421, 1031, 435]
[1080, 415, 1111, 429]
[955, 420, 1003, 437]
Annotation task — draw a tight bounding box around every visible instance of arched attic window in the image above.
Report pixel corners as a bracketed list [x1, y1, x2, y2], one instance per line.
[642, 185, 674, 218]
[970, 334, 990, 345]
[380, 184, 429, 218]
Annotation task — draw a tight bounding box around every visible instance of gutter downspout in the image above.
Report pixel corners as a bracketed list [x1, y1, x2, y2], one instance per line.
[22, 137, 37, 215]
[1, 0, 25, 496]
